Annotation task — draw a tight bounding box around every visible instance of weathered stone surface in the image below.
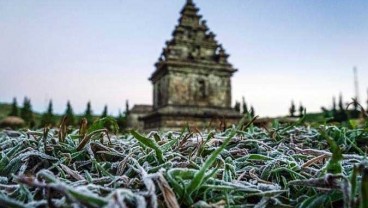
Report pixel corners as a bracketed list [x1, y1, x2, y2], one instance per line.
[165, 72, 231, 108]
[142, 105, 242, 131]
[134, 0, 243, 131]
[126, 105, 152, 130]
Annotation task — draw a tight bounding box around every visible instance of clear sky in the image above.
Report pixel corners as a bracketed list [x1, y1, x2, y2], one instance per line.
[0, 0, 367, 117]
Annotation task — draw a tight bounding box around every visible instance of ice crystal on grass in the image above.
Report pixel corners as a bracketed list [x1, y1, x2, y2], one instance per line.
[0, 117, 367, 207]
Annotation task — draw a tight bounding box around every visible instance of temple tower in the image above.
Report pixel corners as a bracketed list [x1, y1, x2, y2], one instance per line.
[142, 0, 241, 130]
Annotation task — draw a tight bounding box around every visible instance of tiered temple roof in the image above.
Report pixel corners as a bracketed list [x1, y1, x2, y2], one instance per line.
[141, 0, 242, 131]
[151, 0, 235, 81]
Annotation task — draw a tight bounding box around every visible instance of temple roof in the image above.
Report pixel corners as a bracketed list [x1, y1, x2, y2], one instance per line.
[154, 0, 235, 71]
[130, 105, 153, 114]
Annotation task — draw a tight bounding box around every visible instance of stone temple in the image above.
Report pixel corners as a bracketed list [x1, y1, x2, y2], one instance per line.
[127, 0, 242, 131]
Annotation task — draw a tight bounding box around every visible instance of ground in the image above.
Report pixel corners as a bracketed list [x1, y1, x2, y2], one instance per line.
[0, 117, 367, 207]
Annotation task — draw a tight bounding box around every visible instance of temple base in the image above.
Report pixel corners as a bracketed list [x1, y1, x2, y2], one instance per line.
[141, 106, 243, 131]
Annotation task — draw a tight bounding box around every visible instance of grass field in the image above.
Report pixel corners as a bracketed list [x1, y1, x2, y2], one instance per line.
[0, 116, 367, 207]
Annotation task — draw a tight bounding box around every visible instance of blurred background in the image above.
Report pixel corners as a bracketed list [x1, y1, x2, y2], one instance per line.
[0, 0, 367, 119]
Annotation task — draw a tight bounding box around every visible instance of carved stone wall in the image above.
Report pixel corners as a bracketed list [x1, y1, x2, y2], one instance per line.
[153, 75, 170, 108]
[167, 72, 231, 108]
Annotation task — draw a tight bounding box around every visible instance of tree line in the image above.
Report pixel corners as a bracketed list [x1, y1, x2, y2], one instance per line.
[6, 97, 129, 130]
[320, 94, 366, 122]
[287, 93, 368, 122]
[289, 101, 305, 118]
[234, 97, 255, 117]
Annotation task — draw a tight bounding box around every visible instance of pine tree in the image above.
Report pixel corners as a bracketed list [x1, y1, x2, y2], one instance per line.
[40, 100, 56, 127]
[9, 97, 19, 117]
[101, 105, 108, 118]
[234, 101, 241, 112]
[84, 101, 94, 125]
[332, 97, 337, 111]
[331, 96, 338, 121]
[289, 101, 296, 117]
[337, 93, 348, 122]
[366, 89, 368, 113]
[64, 101, 75, 126]
[250, 106, 255, 117]
[242, 97, 248, 115]
[298, 104, 304, 117]
[125, 100, 130, 115]
[20, 97, 34, 127]
[47, 100, 53, 115]
[338, 93, 344, 111]
[116, 110, 127, 131]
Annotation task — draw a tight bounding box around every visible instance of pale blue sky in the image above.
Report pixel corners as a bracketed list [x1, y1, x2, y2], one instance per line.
[0, 0, 367, 116]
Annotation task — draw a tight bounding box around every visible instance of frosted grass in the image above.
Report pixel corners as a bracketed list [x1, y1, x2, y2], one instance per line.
[0, 117, 367, 207]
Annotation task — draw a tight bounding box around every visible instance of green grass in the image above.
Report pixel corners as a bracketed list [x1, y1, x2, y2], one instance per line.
[0, 117, 367, 207]
[304, 112, 326, 123]
[0, 103, 12, 120]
